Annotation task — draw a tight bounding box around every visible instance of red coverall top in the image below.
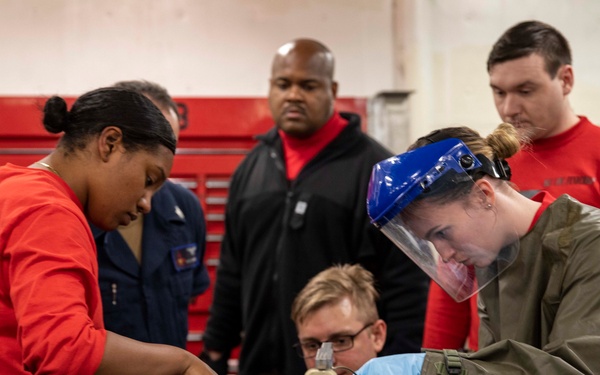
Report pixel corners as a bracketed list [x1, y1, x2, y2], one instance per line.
[0, 164, 106, 374]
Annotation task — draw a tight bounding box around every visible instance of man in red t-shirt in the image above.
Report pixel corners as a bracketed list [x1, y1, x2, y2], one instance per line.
[424, 20, 600, 352]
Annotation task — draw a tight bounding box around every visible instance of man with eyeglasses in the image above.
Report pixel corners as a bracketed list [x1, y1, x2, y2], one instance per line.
[291, 264, 387, 374]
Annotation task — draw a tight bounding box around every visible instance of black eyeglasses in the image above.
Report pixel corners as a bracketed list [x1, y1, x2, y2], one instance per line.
[293, 322, 374, 359]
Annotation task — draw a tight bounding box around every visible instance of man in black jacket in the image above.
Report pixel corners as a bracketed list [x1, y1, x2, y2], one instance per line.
[201, 38, 429, 375]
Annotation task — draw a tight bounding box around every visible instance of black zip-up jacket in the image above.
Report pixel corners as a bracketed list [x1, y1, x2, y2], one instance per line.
[203, 112, 429, 375]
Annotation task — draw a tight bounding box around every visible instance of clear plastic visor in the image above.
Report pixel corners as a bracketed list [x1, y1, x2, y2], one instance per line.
[379, 175, 519, 302]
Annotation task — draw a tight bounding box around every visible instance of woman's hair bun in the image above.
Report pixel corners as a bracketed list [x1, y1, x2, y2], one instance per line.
[42, 96, 69, 134]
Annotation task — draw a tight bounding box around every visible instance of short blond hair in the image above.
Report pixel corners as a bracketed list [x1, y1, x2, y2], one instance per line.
[291, 264, 379, 326]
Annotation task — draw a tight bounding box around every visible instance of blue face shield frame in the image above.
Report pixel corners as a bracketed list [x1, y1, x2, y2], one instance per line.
[368, 139, 481, 228]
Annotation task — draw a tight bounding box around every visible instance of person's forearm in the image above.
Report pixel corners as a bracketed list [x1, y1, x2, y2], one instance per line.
[96, 331, 215, 375]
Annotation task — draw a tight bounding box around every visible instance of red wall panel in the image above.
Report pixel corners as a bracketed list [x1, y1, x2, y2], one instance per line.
[0, 96, 367, 148]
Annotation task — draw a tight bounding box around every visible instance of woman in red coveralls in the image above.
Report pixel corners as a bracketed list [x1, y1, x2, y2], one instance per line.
[0, 87, 215, 375]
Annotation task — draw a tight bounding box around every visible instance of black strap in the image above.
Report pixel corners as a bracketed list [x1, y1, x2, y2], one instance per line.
[419, 129, 447, 145]
[474, 154, 512, 181]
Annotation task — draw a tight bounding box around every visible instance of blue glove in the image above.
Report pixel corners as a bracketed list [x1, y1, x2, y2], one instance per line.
[356, 353, 425, 375]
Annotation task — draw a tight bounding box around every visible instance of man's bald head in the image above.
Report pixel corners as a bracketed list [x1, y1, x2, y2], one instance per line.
[271, 38, 335, 80]
[268, 38, 338, 138]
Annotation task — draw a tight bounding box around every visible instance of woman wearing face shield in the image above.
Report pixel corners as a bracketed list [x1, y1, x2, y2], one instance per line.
[358, 123, 600, 375]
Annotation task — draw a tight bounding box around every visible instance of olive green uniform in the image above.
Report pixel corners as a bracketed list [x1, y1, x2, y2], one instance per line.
[423, 195, 600, 374]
